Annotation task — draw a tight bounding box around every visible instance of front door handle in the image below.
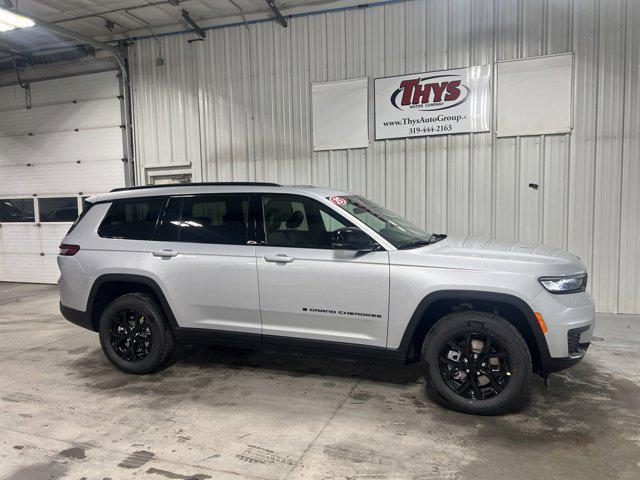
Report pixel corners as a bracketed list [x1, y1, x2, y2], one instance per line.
[263, 254, 295, 264]
[152, 249, 179, 258]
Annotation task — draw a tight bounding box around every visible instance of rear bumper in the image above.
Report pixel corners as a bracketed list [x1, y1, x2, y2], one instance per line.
[60, 302, 95, 331]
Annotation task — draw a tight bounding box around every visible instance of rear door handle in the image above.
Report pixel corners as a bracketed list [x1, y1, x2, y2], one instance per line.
[152, 249, 179, 258]
[263, 254, 295, 264]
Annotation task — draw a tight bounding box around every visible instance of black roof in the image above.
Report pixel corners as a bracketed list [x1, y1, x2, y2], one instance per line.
[110, 182, 281, 193]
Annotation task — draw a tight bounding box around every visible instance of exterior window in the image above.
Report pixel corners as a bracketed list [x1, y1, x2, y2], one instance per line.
[157, 195, 249, 245]
[331, 195, 432, 249]
[262, 195, 350, 248]
[38, 197, 79, 222]
[98, 197, 165, 240]
[0, 198, 35, 222]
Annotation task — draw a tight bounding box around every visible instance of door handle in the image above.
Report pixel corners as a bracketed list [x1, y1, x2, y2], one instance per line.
[152, 249, 179, 258]
[264, 254, 295, 264]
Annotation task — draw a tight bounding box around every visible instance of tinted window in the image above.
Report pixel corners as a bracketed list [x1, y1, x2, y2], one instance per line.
[263, 195, 350, 248]
[0, 198, 35, 222]
[98, 198, 164, 240]
[67, 202, 94, 234]
[81, 197, 93, 212]
[157, 195, 249, 245]
[331, 195, 432, 248]
[38, 197, 79, 222]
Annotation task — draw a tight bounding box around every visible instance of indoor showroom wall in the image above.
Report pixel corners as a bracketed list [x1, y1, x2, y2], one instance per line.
[129, 0, 639, 314]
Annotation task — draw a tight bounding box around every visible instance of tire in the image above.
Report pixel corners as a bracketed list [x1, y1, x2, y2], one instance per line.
[98, 293, 175, 374]
[421, 311, 531, 415]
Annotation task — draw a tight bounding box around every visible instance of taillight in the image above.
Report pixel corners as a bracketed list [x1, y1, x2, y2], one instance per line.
[59, 244, 80, 256]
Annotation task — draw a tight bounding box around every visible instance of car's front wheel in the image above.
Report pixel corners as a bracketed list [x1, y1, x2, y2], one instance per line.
[421, 311, 532, 415]
[98, 293, 175, 374]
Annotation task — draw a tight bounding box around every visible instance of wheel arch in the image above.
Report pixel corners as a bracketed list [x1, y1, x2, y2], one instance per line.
[86, 274, 179, 331]
[396, 290, 550, 373]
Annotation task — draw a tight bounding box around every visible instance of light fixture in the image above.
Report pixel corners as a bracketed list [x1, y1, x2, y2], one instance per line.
[0, 6, 36, 32]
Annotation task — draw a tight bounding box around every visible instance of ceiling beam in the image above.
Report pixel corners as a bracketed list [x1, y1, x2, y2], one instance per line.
[181, 9, 206, 38]
[0, 39, 28, 58]
[265, 0, 287, 28]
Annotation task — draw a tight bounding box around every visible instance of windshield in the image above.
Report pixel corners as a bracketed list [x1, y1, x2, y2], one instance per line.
[329, 195, 436, 249]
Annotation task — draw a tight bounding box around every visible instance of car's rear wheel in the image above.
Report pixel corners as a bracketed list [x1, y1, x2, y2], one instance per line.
[421, 311, 531, 415]
[98, 293, 175, 374]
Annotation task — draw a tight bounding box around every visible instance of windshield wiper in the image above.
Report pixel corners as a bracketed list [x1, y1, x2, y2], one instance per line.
[398, 239, 432, 250]
[429, 233, 447, 242]
[398, 233, 447, 250]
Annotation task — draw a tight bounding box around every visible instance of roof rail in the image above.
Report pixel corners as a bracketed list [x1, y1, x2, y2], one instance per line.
[110, 182, 281, 193]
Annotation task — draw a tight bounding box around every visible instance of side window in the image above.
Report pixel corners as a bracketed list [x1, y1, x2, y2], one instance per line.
[0, 198, 35, 222]
[38, 197, 79, 222]
[262, 195, 350, 248]
[157, 195, 249, 245]
[98, 197, 165, 240]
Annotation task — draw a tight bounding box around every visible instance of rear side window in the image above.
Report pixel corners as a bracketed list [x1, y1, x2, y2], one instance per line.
[67, 202, 94, 234]
[157, 194, 249, 245]
[98, 198, 165, 240]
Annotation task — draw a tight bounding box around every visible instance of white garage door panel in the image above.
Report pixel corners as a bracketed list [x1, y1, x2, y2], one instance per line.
[0, 224, 41, 253]
[0, 98, 121, 137]
[0, 127, 123, 167]
[40, 224, 75, 254]
[0, 71, 119, 110]
[0, 223, 68, 248]
[0, 160, 125, 195]
[0, 71, 124, 284]
[0, 254, 60, 283]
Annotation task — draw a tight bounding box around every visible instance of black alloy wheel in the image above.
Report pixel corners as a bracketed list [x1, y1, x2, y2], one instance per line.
[99, 293, 175, 374]
[421, 311, 532, 415]
[109, 308, 153, 362]
[439, 332, 511, 400]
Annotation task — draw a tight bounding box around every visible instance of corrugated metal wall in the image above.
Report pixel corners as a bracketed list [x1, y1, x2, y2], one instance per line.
[130, 0, 640, 314]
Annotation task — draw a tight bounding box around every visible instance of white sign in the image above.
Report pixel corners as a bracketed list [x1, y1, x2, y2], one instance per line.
[374, 66, 491, 140]
[497, 53, 573, 137]
[312, 78, 369, 151]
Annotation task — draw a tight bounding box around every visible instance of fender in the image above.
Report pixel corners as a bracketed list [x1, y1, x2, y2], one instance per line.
[84, 273, 180, 331]
[388, 290, 551, 365]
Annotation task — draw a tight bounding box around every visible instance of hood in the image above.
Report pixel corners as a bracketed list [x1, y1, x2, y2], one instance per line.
[392, 236, 586, 276]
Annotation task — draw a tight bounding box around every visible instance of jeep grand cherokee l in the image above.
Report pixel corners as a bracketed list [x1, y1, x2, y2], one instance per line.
[58, 183, 595, 415]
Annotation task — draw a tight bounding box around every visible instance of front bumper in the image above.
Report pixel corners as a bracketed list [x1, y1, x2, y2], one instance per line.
[539, 325, 591, 373]
[531, 290, 595, 374]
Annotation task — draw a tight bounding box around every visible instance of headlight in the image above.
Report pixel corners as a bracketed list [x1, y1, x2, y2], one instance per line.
[539, 274, 587, 294]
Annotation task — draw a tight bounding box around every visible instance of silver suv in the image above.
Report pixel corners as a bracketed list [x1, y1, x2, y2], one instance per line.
[58, 183, 595, 414]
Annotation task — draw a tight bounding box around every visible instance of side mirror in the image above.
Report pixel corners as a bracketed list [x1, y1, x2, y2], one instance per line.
[331, 227, 378, 252]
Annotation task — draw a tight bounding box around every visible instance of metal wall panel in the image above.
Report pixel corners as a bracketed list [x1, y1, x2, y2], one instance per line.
[618, 0, 640, 314]
[131, 0, 638, 314]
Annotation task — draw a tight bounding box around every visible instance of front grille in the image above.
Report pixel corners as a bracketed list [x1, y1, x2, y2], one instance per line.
[567, 329, 583, 355]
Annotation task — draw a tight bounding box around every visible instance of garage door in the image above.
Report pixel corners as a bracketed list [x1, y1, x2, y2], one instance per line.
[0, 71, 126, 283]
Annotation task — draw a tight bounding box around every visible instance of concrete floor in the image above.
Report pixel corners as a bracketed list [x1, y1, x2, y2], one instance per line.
[0, 283, 639, 480]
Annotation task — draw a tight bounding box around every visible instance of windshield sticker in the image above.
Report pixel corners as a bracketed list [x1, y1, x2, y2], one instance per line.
[329, 196, 347, 206]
